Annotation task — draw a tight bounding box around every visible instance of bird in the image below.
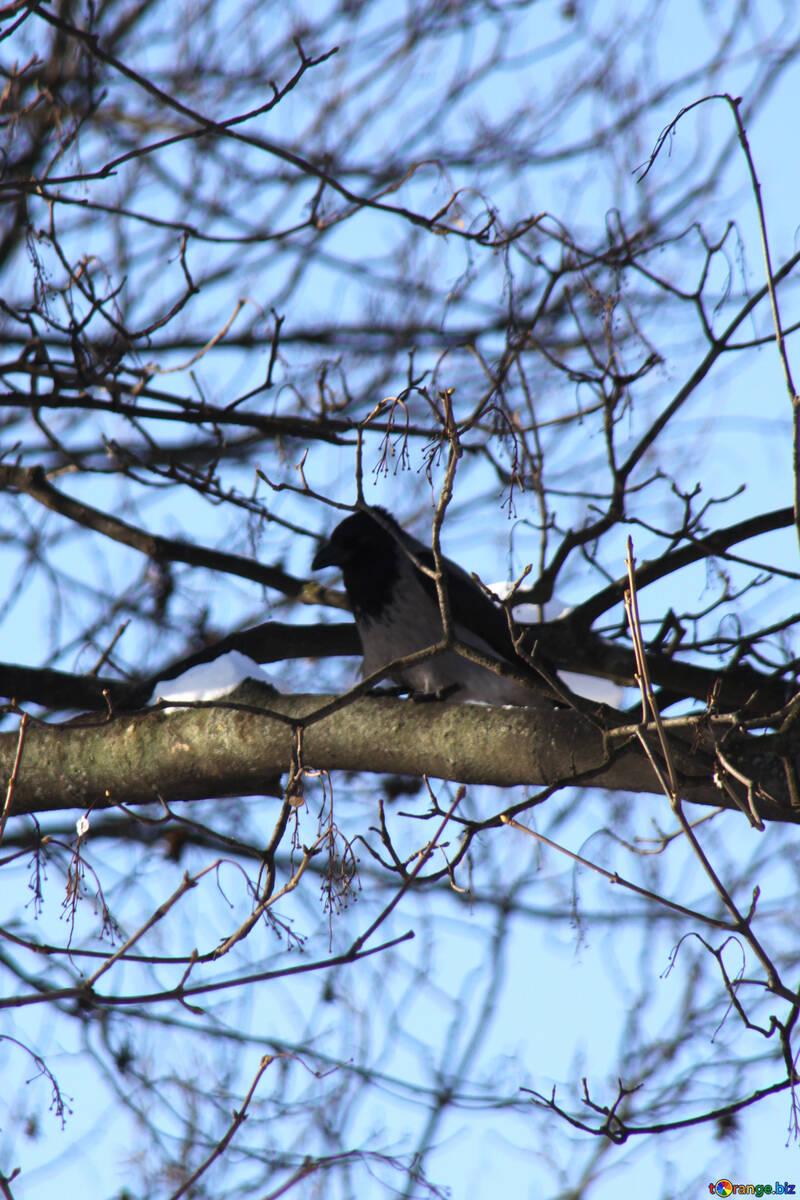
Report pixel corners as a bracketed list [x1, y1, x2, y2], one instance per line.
[311, 506, 555, 707]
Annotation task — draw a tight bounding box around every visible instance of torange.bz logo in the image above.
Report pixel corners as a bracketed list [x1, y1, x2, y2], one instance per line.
[709, 1183, 796, 1197]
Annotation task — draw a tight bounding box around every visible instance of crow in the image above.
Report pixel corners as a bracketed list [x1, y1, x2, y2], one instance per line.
[311, 506, 554, 706]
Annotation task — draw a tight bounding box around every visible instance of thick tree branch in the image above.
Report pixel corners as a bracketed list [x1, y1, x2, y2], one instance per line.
[525, 622, 792, 714]
[0, 622, 359, 711]
[0, 464, 312, 598]
[2, 686, 798, 822]
[1, 610, 788, 717]
[570, 505, 796, 627]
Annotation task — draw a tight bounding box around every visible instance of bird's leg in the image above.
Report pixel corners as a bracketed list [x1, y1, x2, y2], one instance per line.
[409, 683, 460, 703]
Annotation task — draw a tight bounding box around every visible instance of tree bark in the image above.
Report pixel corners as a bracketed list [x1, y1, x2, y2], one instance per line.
[3, 684, 797, 823]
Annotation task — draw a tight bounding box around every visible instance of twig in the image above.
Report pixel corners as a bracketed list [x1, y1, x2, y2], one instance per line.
[499, 815, 730, 931]
[346, 789, 464, 957]
[167, 1055, 275, 1199]
[624, 537, 795, 1004]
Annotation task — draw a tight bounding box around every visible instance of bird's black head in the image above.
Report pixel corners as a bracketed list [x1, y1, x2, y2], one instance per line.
[311, 508, 400, 570]
[312, 507, 401, 618]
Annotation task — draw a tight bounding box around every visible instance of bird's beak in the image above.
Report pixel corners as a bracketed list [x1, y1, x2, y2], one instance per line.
[311, 538, 337, 571]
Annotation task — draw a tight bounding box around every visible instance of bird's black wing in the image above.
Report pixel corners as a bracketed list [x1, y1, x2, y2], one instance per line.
[394, 527, 531, 670]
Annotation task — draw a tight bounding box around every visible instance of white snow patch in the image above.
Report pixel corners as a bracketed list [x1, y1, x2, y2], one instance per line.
[151, 651, 268, 704]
